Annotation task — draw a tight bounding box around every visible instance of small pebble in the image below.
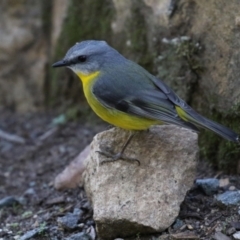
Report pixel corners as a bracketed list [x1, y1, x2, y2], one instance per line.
[216, 191, 240, 206]
[65, 232, 91, 240]
[58, 215, 78, 230]
[219, 178, 230, 188]
[229, 186, 236, 191]
[24, 188, 36, 196]
[0, 196, 21, 208]
[19, 227, 47, 240]
[173, 219, 184, 230]
[196, 178, 219, 195]
[78, 223, 85, 228]
[86, 226, 96, 240]
[214, 232, 231, 240]
[57, 209, 82, 230]
[233, 231, 240, 240]
[187, 224, 193, 230]
[73, 208, 83, 217]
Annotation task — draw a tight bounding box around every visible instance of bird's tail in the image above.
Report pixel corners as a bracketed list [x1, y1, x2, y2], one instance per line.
[176, 106, 239, 143]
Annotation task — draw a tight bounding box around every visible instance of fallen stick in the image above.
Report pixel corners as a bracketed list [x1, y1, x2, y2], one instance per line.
[0, 128, 25, 144]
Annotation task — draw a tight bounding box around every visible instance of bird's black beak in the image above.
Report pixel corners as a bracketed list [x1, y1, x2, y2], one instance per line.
[52, 59, 68, 68]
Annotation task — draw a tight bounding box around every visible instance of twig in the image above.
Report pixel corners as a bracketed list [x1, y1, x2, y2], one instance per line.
[208, 213, 222, 225]
[38, 126, 59, 142]
[0, 128, 25, 144]
[206, 222, 218, 235]
[179, 212, 203, 220]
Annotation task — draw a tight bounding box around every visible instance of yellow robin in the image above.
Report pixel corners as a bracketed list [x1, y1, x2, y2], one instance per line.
[52, 40, 239, 160]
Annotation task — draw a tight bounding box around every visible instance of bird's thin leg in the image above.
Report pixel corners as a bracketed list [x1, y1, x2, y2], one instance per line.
[118, 131, 135, 157]
[97, 131, 140, 165]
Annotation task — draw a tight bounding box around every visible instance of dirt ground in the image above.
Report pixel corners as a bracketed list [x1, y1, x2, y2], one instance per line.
[0, 108, 240, 240]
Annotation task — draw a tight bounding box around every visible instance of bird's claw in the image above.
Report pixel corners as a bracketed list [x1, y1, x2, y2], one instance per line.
[96, 149, 140, 165]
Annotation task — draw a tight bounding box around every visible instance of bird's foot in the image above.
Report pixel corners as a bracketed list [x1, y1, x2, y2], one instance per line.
[96, 148, 140, 165]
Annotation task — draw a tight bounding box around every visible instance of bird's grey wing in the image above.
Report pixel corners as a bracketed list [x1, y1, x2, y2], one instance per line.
[92, 76, 199, 131]
[151, 76, 240, 141]
[151, 77, 200, 118]
[151, 77, 212, 123]
[123, 90, 199, 131]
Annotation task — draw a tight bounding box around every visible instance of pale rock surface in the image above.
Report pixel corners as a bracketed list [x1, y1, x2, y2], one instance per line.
[54, 145, 90, 190]
[83, 126, 198, 239]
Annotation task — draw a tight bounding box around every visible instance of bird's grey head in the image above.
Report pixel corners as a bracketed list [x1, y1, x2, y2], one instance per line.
[52, 40, 124, 75]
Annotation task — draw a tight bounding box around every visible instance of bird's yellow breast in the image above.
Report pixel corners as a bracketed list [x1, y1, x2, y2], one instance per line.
[76, 71, 158, 130]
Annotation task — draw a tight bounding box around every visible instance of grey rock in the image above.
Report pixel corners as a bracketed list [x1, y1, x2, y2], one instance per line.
[65, 232, 91, 240]
[73, 207, 83, 217]
[19, 227, 47, 240]
[214, 232, 231, 240]
[216, 191, 240, 206]
[233, 232, 240, 240]
[83, 126, 198, 239]
[24, 188, 36, 196]
[54, 145, 90, 190]
[196, 178, 219, 195]
[86, 225, 96, 240]
[78, 223, 85, 229]
[0, 196, 21, 208]
[57, 208, 82, 230]
[173, 219, 184, 230]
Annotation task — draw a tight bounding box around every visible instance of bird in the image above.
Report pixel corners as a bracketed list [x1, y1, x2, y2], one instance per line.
[52, 40, 239, 161]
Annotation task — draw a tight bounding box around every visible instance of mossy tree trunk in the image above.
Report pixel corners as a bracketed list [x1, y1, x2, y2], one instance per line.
[48, 0, 114, 110]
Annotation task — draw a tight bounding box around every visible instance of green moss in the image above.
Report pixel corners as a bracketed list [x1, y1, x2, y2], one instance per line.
[41, 0, 52, 38]
[199, 104, 240, 173]
[175, 40, 204, 74]
[155, 38, 202, 102]
[41, 0, 53, 106]
[125, 0, 154, 70]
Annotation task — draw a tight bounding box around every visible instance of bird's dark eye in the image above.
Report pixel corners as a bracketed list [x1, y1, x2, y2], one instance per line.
[77, 55, 87, 63]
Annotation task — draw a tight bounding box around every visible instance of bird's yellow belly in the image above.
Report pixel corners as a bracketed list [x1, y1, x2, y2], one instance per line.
[86, 96, 157, 130]
[77, 72, 158, 130]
